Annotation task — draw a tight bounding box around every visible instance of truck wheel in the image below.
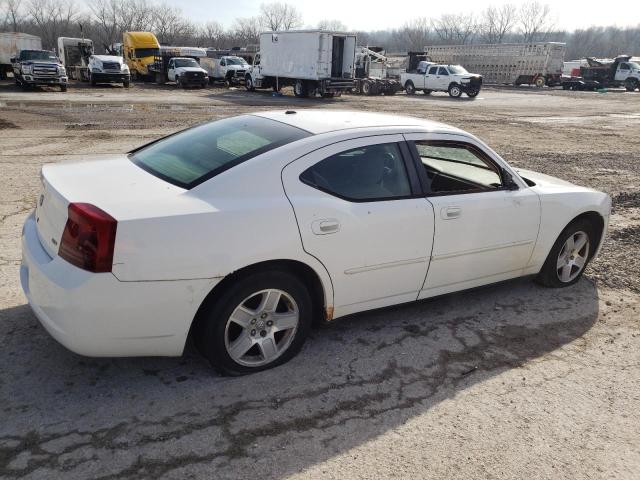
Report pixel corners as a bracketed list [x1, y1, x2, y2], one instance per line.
[294, 79, 308, 98]
[60, 84, 67, 92]
[423, 89, 432, 95]
[448, 83, 462, 98]
[362, 81, 372, 95]
[404, 81, 416, 95]
[625, 79, 638, 92]
[124, 79, 130, 88]
[534, 76, 545, 88]
[466, 88, 480, 98]
[245, 75, 255, 91]
[90, 74, 97, 87]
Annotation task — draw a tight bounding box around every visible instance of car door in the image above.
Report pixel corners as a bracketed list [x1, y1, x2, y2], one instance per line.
[425, 65, 439, 90]
[615, 63, 630, 82]
[282, 135, 434, 316]
[167, 59, 175, 81]
[436, 67, 451, 90]
[403, 133, 541, 299]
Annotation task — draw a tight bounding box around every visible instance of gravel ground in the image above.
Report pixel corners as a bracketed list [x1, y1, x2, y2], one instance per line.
[0, 81, 639, 479]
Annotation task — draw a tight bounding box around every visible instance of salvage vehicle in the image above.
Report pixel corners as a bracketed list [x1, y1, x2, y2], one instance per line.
[11, 49, 67, 91]
[424, 42, 565, 87]
[201, 52, 249, 86]
[0, 32, 41, 80]
[57, 37, 93, 81]
[352, 46, 402, 96]
[122, 31, 160, 80]
[165, 57, 208, 88]
[562, 55, 640, 92]
[88, 55, 130, 87]
[246, 30, 356, 98]
[401, 62, 482, 97]
[21, 110, 610, 375]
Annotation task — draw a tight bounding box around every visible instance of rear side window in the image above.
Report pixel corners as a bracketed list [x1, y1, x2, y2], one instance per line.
[130, 115, 310, 189]
[300, 143, 412, 201]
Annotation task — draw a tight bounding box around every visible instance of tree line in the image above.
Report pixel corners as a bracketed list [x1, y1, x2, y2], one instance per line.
[2, 0, 639, 60]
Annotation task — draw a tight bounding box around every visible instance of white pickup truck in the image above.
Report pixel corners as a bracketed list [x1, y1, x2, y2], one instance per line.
[401, 61, 483, 98]
[201, 55, 249, 85]
[167, 57, 208, 88]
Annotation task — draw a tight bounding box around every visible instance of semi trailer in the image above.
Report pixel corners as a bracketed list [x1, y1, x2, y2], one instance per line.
[246, 30, 356, 98]
[424, 42, 566, 87]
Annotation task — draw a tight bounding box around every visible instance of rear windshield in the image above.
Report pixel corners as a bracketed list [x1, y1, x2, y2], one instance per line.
[130, 115, 310, 189]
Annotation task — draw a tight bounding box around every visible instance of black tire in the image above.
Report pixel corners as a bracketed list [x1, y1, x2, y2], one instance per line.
[123, 80, 130, 88]
[423, 89, 432, 95]
[534, 76, 546, 88]
[294, 79, 308, 98]
[197, 270, 313, 375]
[466, 88, 480, 98]
[60, 84, 67, 92]
[536, 219, 596, 288]
[448, 83, 462, 98]
[90, 74, 97, 87]
[405, 81, 416, 95]
[625, 79, 638, 92]
[245, 75, 255, 91]
[362, 81, 372, 95]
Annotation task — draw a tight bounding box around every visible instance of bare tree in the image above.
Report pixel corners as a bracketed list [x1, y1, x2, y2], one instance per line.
[402, 17, 432, 50]
[151, 2, 193, 45]
[89, 0, 118, 47]
[2, 0, 24, 32]
[118, 0, 153, 32]
[480, 4, 517, 43]
[232, 16, 260, 44]
[27, 0, 77, 49]
[258, 2, 302, 31]
[198, 20, 224, 47]
[317, 19, 347, 31]
[519, 2, 554, 42]
[432, 13, 477, 45]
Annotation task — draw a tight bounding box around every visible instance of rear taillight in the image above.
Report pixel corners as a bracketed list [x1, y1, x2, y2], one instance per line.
[58, 203, 117, 273]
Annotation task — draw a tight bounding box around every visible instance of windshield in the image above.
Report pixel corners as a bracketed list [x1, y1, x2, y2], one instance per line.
[174, 58, 198, 68]
[20, 50, 57, 61]
[447, 65, 469, 75]
[135, 48, 160, 58]
[130, 115, 310, 189]
[225, 57, 247, 65]
[629, 62, 640, 70]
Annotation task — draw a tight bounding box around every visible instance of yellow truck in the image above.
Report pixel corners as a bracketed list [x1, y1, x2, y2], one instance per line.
[123, 31, 160, 80]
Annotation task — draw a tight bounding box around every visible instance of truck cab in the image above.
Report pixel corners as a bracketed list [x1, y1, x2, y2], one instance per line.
[615, 59, 640, 91]
[167, 57, 208, 88]
[122, 31, 160, 80]
[11, 49, 68, 91]
[88, 55, 130, 87]
[401, 62, 482, 98]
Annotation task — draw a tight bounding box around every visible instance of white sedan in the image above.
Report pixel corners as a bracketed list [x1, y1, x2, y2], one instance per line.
[21, 111, 611, 375]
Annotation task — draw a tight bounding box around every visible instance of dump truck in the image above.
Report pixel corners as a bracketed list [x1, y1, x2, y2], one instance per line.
[57, 37, 93, 81]
[352, 46, 402, 95]
[246, 30, 356, 98]
[424, 42, 566, 87]
[0, 32, 41, 80]
[150, 46, 208, 86]
[123, 31, 160, 80]
[562, 55, 640, 91]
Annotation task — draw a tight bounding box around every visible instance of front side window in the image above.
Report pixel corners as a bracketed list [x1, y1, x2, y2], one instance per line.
[130, 115, 310, 189]
[428, 66, 438, 75]
[300, 143, 412, 201]
[413, 141, 503, 194]
[620, 63, 630, 70]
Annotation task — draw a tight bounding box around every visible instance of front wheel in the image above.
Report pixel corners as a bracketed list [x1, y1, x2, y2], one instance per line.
[198, 271, 313, 375]
[404, 81, 416, 95]
[60, 84, 67, 92]
[448, 83, 462, 98]
[123, 79, 130, 88]
[536, 219, 595, 288]
[625, 79, 638, 92]
[245, 75, 255, 91]
[466, 88, 480, 98]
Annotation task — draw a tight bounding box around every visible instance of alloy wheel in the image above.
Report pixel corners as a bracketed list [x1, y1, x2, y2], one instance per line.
[556, 231, 589, 283]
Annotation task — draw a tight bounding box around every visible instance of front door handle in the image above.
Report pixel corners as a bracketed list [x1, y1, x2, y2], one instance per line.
[312, 219, 340, 235]
[441, 206, 462, 220]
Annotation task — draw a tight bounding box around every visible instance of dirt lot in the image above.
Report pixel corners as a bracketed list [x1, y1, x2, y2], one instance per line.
[1, 81, 639, 479]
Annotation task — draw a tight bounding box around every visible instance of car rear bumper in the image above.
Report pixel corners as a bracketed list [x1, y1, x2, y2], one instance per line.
[20, 212, 218, 357]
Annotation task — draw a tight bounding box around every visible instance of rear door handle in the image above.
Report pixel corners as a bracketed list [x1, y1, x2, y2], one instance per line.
[312, 219, 340, 235]
[441, 206, 462, 220]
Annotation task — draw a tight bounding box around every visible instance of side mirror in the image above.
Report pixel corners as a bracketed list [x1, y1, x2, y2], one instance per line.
[503, 170, 519, 191]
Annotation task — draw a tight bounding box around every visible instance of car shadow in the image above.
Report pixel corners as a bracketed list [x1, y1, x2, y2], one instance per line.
[0, 277, 599, 478]
[207, 89, 349, 107]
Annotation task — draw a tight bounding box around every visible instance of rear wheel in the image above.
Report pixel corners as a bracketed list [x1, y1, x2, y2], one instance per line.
[404, 81, 416, 95]
[294, 79, 309, 98]
[197, 271, 313, 375]
[448, 83, 462, 98]
[362, 81, 372, 95]
[536, 219, 595, 288]
[245, 75, 255, 91]
[625, 78, 638, 92]
[423, 89, 432, 95]
[534, 76, 546, 88]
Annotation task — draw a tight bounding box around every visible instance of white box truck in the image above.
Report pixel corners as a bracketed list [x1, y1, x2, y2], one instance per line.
[424, 42, 566, 87]
[246, 30, 356, 98]
[0, 32, 42, 79]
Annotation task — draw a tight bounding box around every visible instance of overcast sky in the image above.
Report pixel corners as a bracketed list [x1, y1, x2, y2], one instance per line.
[166, 0, 640, 31]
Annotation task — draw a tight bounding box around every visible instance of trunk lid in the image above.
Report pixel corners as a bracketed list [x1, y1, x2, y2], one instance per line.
[36, 155, 185, 259]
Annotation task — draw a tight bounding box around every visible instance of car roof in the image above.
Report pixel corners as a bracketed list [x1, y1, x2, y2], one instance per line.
[253, 110, 461, 135]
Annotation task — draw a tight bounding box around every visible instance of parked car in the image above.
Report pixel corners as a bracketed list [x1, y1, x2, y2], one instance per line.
[401, 63, 482, 97]
[166, 57, 208, 88]
[21, 111, 610, 375]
